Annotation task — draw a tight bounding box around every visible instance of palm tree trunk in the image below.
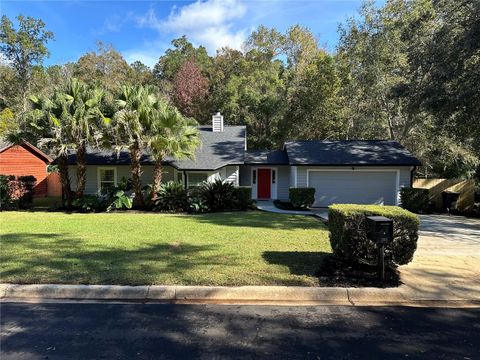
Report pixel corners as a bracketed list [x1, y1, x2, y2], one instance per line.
[152, 157, 163, 200]
[75, 143, 87, 198]
[58, 154, 72, 208]
[130, 145, 145, 208]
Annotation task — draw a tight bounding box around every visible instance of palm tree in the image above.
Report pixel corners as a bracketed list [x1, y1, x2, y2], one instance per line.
[29, 93, 74, 207]
[62, 79, 108, 198]
[27, 79, 108, 205]
[112, 85, 157, 208]
[147, 103, 201, 198]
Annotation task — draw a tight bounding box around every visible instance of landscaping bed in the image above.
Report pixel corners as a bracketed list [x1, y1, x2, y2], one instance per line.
[0, 211, 330, 286]
[316, 255, 400, 288]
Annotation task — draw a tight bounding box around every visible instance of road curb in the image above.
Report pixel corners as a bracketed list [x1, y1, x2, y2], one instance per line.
[0, 284, 350, 303]
[4, 284, 149, 300]
[174, 286, 349, 303]
[1, 283, 478, 305]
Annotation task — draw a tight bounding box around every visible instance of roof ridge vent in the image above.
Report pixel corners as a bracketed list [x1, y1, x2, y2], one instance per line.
[212, 112, 224, 132]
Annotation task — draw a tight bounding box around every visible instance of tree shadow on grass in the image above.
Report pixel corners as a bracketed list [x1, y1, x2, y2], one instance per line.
[185, 211, 326, 231]
[262, 251, 331, 277]
[0, 232, 231, 285]
[262, 251, 403, 288]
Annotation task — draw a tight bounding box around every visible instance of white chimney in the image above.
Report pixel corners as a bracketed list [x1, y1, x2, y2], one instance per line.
[212, 112, 224, 132]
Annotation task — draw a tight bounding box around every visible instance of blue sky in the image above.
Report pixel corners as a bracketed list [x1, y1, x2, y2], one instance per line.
[1, 0, 380, 68]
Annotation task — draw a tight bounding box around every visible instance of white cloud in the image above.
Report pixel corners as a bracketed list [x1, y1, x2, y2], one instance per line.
[123, 50, 159, 68]
[100, 17, 123, 33]
[138, 0, 248, 53]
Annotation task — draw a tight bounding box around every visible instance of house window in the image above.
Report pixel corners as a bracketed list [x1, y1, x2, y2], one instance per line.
[272, 169, 276, 184]
[188, 173, 208, 188]
[252, 170, 257, 184]
[98, 168, 117, 194]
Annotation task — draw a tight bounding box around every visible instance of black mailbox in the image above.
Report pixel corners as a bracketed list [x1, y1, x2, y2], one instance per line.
[366, 216, 393, 244]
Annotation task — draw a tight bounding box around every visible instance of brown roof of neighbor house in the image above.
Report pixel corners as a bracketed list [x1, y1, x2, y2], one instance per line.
[0, 140, 53, 163]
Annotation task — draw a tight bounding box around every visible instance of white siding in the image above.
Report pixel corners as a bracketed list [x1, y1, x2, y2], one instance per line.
[277, 166, 290, 200]
[69, 165, 175, 195]
[185, 166, 239, 188]
[225, 165, 239, 185]
[290, 166, 297, 188]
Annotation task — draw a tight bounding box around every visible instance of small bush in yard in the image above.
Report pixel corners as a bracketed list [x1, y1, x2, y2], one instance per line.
[154, 181, 189, 212]
[289, 187, 315, 208]
[16, 176, 36, 208]
[234, 186, 253, 210]
[199, 179, 236, 212]
[188, 189, 209, 213]
[72, 195, 107, 212]
[400, 187, 430, 213]
[107, 190, 133, 211]
[0, 174, 36, 209]
[0, 175, 14, 209]
[328, 204, 419, 267]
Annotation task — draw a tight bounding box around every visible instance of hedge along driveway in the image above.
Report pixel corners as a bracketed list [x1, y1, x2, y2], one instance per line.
[0, 211, 330, 286]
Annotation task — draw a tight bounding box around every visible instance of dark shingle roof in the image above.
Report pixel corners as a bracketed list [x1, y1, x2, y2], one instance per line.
[284, 140, 422, 166]
[66, 125, 247, 170]
[0, 140, 12, 152]
[244, 150, 289, 165]
[66, 147, 155, 165]
[169, 126, 246, 170]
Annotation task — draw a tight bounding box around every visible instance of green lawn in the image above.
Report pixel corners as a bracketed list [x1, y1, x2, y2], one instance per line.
[0, 211, 331, 286]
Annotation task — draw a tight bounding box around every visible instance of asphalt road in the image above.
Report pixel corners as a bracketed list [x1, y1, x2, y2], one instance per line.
[1, 303, 479, 360]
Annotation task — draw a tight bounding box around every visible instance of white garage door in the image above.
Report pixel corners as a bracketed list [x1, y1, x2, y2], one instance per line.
[308, 171, 398, 207]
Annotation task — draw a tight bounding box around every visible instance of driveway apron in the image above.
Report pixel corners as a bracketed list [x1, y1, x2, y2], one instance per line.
[399, 215, 480, 300]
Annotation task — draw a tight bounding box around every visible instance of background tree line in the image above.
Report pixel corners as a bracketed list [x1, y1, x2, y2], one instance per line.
[1, 0, 479, 180]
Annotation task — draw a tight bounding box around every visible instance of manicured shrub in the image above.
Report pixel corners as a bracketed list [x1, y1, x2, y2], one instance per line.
[328, 204, 419, 266]
[153, 181, 189, 212]
[234, 186, 253, 210]
[400, 187, 430, 213]
[289, 187, 315, 208]
[199, 179, 236, 212]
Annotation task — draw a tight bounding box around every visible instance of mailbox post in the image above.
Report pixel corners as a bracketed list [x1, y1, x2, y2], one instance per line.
[366, 216, 393, 281]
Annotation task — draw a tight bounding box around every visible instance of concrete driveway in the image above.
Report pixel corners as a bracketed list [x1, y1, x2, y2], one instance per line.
[419, 214, 480, 245]
[399, 214, 480, 301]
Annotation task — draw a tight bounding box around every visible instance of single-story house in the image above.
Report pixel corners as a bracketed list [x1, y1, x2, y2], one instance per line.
[0, 140, 61, 197]
[66, 113, 421, 207]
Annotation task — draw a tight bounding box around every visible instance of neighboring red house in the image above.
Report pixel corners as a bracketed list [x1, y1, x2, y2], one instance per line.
[0, 140, 60, 197]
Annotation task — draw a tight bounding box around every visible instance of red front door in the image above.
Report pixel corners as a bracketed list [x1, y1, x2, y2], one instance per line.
[257, 169, 271, 199]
